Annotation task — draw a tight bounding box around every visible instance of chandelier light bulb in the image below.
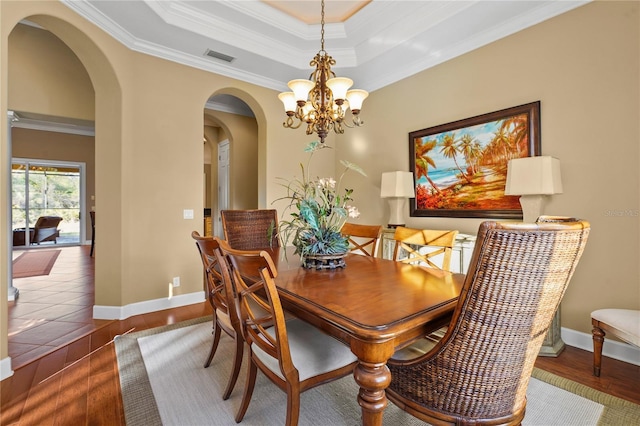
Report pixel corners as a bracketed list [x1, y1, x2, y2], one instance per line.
[302, 102, 315, 121]
[331, 101, 343, 120]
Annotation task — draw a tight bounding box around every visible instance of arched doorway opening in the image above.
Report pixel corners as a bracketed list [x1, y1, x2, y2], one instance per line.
[3, 14, 122, 373]
[203, 93, 260, 237]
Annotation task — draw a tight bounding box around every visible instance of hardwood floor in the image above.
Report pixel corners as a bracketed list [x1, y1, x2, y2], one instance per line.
[2, 246, 639, 424]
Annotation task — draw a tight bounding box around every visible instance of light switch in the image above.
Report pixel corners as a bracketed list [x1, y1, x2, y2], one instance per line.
[183, 209, 194, 219]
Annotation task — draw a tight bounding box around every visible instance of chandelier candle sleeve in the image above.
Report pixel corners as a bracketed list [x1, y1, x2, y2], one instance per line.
[278, 0, 368, 144]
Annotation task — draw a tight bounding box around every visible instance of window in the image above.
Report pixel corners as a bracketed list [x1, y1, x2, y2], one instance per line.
[12, 159, 85, 245]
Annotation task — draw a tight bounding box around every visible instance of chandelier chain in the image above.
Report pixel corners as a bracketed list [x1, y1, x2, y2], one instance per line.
[320, 0, 325, 53]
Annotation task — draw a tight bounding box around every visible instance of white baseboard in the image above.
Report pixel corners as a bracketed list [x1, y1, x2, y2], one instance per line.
[562, 327, 640, 366]
[4, 292, 204, 380]
[1, 357, 13, 381]
[93, 291, 205, 320]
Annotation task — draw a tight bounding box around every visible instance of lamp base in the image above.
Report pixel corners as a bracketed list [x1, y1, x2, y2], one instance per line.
[519, 194, 547, 223]
[386, 198, 408, 229]
[386, 223, 405, 229]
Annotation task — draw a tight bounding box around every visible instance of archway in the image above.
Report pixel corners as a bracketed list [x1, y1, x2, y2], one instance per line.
[2, 13, 122, 376]
[203, 91, 263, 237]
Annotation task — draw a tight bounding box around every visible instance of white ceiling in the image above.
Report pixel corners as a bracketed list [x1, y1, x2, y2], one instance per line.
[61, 0, 590, 94]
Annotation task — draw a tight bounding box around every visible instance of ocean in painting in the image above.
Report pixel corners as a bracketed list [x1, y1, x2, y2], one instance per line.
[417, 167, 462, 189]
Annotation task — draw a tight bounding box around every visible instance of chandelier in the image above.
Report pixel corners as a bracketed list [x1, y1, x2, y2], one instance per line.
[278, 0, 368, 144]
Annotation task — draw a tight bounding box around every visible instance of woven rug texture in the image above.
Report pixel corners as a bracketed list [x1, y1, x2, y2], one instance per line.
[12, 249, 61, 278]
[115, 318, 640, 426]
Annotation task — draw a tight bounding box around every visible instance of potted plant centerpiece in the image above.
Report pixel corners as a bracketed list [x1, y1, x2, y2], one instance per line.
[275, 141, 366, 269]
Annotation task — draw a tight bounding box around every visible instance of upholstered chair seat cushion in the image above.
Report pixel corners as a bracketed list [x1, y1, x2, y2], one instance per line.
[591, 309, 640, 346]
[251, 319, 357, 381]
[216, 309, 232, 331]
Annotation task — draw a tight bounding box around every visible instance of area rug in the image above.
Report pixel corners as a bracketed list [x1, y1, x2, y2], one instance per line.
[115, 318, 640, 426]
[12, 249, 61, 278]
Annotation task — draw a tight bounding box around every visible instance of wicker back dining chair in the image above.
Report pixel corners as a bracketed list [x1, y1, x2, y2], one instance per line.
[191, 231, 243, 400]
[221, 209, 280, 250]
[392, 226, 459, 271]
[340, 222, 383, 257]
[386, 218, 590, 425]
[216, 243, 357, 426]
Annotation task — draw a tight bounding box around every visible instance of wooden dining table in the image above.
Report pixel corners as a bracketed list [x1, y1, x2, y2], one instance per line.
[262, 247, 465, 426]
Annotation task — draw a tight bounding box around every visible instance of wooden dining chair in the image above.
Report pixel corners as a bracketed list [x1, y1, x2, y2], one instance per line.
[392, 226, 458, 271]
[386, 219, 590, 425]
[216, 243, 357, 426]
[591, 309, 640, 377]
[221, 209, 280, 250]
[191, 231, 243, 400]
[340, 222, 382, 257]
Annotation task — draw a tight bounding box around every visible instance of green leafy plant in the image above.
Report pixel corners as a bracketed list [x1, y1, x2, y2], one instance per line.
[275, 141, 366, 260]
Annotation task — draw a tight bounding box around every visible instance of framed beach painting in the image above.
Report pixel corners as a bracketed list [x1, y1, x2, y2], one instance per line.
[409, 101, 541, 219]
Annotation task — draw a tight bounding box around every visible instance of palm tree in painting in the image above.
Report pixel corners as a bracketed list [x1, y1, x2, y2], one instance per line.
[491, 125, 514, 163]
[500, 113, 529, 156]
[457, 133, 479, 176]
[414, 138, 441, 193]
[441, 134, 472, 183]
[470, 141, 483, 173]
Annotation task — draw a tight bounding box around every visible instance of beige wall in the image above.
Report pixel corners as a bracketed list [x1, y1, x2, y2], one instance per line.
[1, 0, 638, 367]
[9, 23, 94, 121]
[336, 0, 639, 333]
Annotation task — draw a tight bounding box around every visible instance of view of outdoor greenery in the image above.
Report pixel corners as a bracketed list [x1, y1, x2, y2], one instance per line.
[11, 165, 80, 240]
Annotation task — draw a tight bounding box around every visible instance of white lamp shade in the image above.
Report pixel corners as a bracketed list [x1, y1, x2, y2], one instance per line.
[381, 171, 415, 198]
[346, 89, 368, 111]
[326, 77, 353, 100]
[505, 156, 563, 195]
[287, 79, 314, 102]
[278, 92, 297, 113]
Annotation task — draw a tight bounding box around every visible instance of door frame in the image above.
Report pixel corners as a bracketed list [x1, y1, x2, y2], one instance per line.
[11, 157, 87, 246]
[216, 140, 229, 238]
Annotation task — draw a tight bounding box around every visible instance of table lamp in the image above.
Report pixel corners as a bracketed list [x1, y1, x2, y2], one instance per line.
[504, 156, 563, 223]
[380, 171, 415, 228]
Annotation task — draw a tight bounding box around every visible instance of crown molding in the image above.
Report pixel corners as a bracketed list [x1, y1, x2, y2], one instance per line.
[60, 0, 592, 93]
[144, 0, 352, 66]
[205, 98, 254, 118]
[359, 0, 591, 92]
[10, 111, 95, 136]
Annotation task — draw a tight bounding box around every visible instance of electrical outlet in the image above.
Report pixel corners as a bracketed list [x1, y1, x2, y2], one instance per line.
[172, 276, 180, 287]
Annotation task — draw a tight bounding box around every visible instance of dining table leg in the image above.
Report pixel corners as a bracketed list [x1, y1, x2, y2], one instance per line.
[353, 359, 392, 426]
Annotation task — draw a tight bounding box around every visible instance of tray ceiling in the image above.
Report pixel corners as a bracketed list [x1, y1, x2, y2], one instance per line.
[61, 1, 590, 93]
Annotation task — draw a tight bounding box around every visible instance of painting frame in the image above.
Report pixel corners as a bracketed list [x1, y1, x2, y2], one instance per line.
[409, 101, 541, 219]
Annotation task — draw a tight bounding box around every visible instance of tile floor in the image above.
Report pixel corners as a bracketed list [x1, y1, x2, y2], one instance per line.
[8, 245, 111, 369]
